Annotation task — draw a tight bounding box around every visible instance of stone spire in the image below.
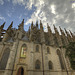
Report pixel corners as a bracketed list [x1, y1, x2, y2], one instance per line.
[31, 21, 33, 29]
[2, 22, 13, 42]
[47, 23, 54, 45]
[47, 23, 52, 33]
[53, 25, 62, 46]
[0, 22, 5, 33]
[29, 21, 34, 41]
[69, 30, 74, 38]
[18, 19, 24, 32]
[59, 26, 65, 36]
[64, 28, 72, 42]
[28, 26, 30, 38]
[36, 21, 38, 28]
[0, 22, 5, 41]
[69, 30, 75, 41]
[59, 26, 68, 45]
[40, 20, 45, 43]
[0, 22, 5, 29]
[40, 20, 43, 31]
[7, 21, 13, 32]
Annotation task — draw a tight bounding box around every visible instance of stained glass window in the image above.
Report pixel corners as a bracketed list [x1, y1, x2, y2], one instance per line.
[20, 44, 27, 58]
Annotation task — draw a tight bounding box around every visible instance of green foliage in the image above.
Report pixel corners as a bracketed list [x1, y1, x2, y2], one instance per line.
[65, 42, 75, 70]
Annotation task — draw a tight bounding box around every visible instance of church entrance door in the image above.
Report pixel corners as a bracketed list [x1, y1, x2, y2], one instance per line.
[17, 67, 24, 75]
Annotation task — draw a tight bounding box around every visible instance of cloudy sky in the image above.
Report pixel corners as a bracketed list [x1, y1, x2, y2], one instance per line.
[0, 0, 75, 33]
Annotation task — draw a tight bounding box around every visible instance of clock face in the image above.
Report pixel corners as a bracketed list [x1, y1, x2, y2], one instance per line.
[21, 47, 26, 58]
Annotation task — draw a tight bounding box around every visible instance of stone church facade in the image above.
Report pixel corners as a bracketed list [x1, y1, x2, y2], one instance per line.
[0, 19, 75, 75]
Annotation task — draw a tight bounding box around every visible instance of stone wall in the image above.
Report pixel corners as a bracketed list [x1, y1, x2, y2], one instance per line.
[0, 41, 75, 75]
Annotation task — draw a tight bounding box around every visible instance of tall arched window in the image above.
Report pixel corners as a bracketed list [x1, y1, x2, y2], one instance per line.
[35, 60, 41, 69]
[48, 61, 53, 69]
[47, 47, 50, 53]
[0, 48, 10, 70]
[20, 44, 27, 58]
[57, 49, 65, 70]
[36, 45, 39, 52]
[17, 67, 24, 75]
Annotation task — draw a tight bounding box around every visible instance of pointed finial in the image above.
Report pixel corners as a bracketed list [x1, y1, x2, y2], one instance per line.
[53, 24, 56, 30]
[3, 22, 6, 25]
[69, 30, 73, 36]
[53, 24, 56, 31]
[40, 20, 42, 26]
[47, 23, 48, 27]
[40, 20, 42, 25]
[7, 21, 13, 31]
[22, 19, 24, 23]
[31, 21, 33, 26]
[0, 22, 6, 28]
[59, 26, 62, 31]
[11, 21, 13, 25]
[59, 26, 61, 28]
[40, 20, 41, 23]
[64, 28, 69, 35]
[29, 26, 30, 29]
[31, 21, 33, 28]
[23, 19, 24, 21]
[53, 24, 55, 27]
[31, 21, 33, 24]
[64, 28, 67, 32]
[69, 30, 71, 32]
[47, 23, 50, 28]
[36, 21, 38, 27]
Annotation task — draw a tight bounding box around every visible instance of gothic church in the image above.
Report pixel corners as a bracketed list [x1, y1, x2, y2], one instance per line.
[0, 19, 75, 75]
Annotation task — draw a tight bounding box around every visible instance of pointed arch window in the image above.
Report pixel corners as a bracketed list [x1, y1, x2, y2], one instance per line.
[36, 45, 39, 52]
[35, 60, 41, 69]
[0, 48, 10, 70]
[57, 49, 65, 70]
[48, 61, 53, 69]
[20, 44, 27, 58]
[47, 47, 50, 54]
[17, 67, 24, 75]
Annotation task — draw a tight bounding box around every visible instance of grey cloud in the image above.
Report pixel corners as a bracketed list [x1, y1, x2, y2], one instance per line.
[11, 0, 75, 32]
[0, 0, 4, 5]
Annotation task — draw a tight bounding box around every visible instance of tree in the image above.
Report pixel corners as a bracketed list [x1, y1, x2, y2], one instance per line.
[65, 42, 75, 70]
